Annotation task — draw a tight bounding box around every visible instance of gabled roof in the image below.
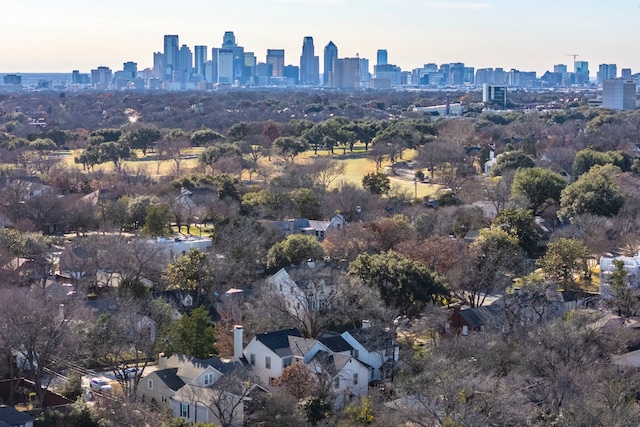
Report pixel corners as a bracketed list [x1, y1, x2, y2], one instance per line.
[0, 405, 35, 425]
[254, 328, 301, 357]
[319, 335, 353, 353]
[344, 326, 394, 352]
[288, 336, 321, 358]
[459, 305, 504, 329]
[152, 368, 185, 392]
[310, 350, 354, 376]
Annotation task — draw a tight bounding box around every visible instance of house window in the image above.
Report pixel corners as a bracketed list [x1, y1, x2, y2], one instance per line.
[148, 379, 153, 390]
[250, 353, 256, 366]
[204, 373, 214, 386]
[265, 356, 271, 369]
[283, 357, 292, 369]
[353, 373, 358, 385]
[462, 325, 468, 336]
[333, 377, 340, 388]
[351, 349, 359, 358]
[181, 403, 189, 418]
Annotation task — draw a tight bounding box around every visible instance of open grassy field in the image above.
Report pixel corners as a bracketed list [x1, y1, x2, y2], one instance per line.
[24, 144, 441, 199]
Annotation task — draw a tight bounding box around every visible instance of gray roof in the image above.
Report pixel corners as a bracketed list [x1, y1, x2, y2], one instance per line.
[255, 328, 301, 357]
[288, 336, 320, 358]
[460, 305, 505, 329]
[0, 405, 35, 425]
[153, 368, 185, 392]
[319, 335, 353, 353]
[310, 350, 353, 376]
[345, 326, 394, 351]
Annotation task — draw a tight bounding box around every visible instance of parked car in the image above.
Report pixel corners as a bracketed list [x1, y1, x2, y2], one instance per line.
[89, 378, 112, 393]
[114, 367, 138, 380]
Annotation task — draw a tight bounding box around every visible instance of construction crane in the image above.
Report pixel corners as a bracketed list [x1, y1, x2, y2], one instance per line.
[567, 54, 579, 63]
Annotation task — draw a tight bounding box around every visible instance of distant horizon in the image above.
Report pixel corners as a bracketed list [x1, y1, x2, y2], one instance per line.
[2, 1, 639, 76]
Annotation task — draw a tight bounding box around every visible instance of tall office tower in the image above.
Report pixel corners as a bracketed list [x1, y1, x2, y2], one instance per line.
[163, 35, 179, 82]
[602, 79, 637, 110]
[574, 61, 589, 85]
[622, 68, 632, 79]
[244, 52, 256, 82]
[123, 62, 137, 79]
[217, 49, 235, 84]
[359, 58, 370, 88]
[554, 64, 567, 74]
[266, 49, 285, 77]
[597, 64, 617, 84]
[331, 58, 360, 89]
[323, 41, 338, 86]
[194, 46, 208, 79]
[153, 52, 164, 80]
[377, 49, 388, 66]
[177, 45, 193, 73]
[221, 31, 245, 83]
[284, 65, 299, 85]
[449, 63, 465, 86]
[300, 36, 319, 85]
[91, 66, 113, 90]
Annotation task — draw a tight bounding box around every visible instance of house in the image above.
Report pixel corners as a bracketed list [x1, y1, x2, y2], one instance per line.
[264, 214, 346, 242]
[340, 321, 400, 382]
[265, 264, 339, 323]
[600, 251, 640, 298]
[138, 353, 242, 413]
[150, 236, 213, 262]
[449, 304, 505, 335]
[170, 384, 244, 427]
[241, 326, 370, 408]
[0, 405, 35, 427]
[307, 350, 370, 408]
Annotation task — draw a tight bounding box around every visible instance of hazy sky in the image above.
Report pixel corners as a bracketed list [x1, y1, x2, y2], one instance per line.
[2, 0, 639, 76]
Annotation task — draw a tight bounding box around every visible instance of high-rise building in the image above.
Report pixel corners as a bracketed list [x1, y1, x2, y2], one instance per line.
[217, 49, 235, 84]
[377, 49, 388, 66]
[323, 41, 338, 86]
[300, 36, 319, 85]
[123, 62, 137, 79]
[153, 52, 164, 80]
[602, 79, 637, 110]
[331, 57, 360, 89]
[554, 64, 567, 74]
[244, 52, 256, 82]
[597, 64, 617, 84]
[359, 58, 370, 88]
[284, 65, 300, 85]
[194, 46, 208, 79]
[3, 74, 22, 85]
[266, 49, 285, 77]
[483, 84, 507, 109]
[574, 61, 589, 85]
[163, 35, 179, 82]
[91, 66, 113, 90]
[622, 68, 632, 79]
[221, 31, 245, 84]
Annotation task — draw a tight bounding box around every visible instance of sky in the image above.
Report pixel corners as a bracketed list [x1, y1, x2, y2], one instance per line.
[2, 0, 640, 76]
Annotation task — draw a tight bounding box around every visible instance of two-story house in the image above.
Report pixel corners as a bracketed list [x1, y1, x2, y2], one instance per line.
[340, 321, 400, 382]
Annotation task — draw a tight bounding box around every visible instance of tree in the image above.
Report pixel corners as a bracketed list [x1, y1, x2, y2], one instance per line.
[120, 127, 161, 155]
[349, 251, 448, 315]
[559, 164, 624, 219]
[191, 128, 225, 146]
[0, 289, 79, 408]
[537, 237, 590, 291]
[452, 226, 526, 307]
[511, 167, 566, 216]
[494, 207, 540, 256]
[572, 148, 632, 177]
[161, 306, 217, 359]
[162, 249, 215, 305]
[143, 203, 171, 236]
[267, 234, 325, 271]
[274, 362, 319, 399]
[490, 150, 535, 176]
[606, 259, 638, 317]
[273, 136, 307, 165]
[362, 172, 390, 195]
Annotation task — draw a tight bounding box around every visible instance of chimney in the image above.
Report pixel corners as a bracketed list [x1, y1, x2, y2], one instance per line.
[158, 352, 167, 370]
[361, 320, 370, 329]
[233, 325, 244, 361]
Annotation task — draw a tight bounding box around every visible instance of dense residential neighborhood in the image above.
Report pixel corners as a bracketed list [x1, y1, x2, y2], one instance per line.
[2, 86, 640, 426]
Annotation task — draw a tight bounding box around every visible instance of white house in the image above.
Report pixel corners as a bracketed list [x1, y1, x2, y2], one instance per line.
[170, 385, 244, 427]
[307, 350, 370, 408]
[242, 328, 304, 385]
[341, 322, 400, 382]
[599, 251, 640, 298]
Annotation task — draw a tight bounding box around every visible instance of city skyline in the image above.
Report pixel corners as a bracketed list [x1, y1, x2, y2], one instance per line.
[2, 0, 639, 75]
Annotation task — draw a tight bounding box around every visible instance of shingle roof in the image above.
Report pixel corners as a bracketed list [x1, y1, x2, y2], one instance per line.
[310, 350, 353, 376]
[319, 335, 353, 353]
[255, 328, 301, 357]
[0, 405, 35, 425]
[345, 327, 393, 351]
[288, 336, 320, 358]
[459, 305, 504, 329]
[153, 368, 185, 392]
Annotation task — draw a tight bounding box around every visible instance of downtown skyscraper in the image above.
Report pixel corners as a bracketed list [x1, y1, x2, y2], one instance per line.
[300, 36, 319, 86]
[163, 35, 179, 82]
[323, 41, 337, 86]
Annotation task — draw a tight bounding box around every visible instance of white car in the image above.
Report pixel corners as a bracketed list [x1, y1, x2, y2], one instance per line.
[89, 378, 112, 393]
